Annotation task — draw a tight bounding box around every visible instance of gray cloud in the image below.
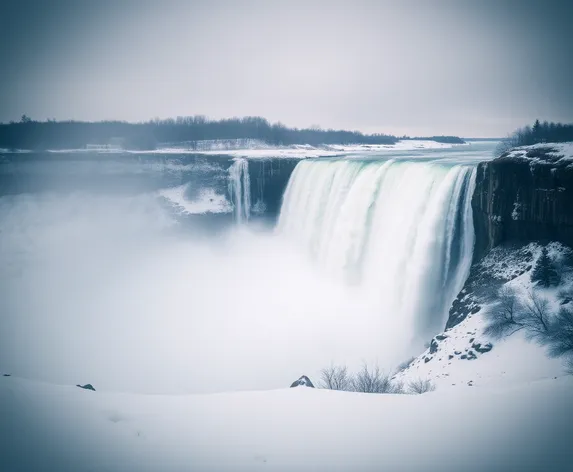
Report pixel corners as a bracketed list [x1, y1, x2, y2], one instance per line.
[1, 0, 572, 136]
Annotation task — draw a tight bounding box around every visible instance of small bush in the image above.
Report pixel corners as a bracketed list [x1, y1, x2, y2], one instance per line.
[546, 307, 573, 358]
[319, 364, 351, 391]
[407, 379, 436, 394]
[484, 286, 524, 339]
[319, 363, 404, 393]
[522, 290, 552, 343]
[484, 287, 551, 343]
[351, 364, 398, 393]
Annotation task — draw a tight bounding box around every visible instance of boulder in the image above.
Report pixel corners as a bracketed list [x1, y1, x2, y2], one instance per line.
[429, 339, 439, 354]
[290, 376, 315, 388]
[472, 342, 493, 354]
[76, 383, 96, 391]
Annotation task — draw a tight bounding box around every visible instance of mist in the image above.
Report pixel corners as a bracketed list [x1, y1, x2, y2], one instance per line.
[0, 189, 410, 394]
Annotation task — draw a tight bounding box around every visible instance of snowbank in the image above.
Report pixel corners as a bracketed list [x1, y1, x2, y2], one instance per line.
[1, 375, 572, 472]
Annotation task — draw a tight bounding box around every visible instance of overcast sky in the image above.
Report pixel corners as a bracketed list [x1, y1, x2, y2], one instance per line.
[1, 0, 572, 137]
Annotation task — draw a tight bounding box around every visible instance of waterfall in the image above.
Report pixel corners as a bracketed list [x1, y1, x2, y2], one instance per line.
[228, 158, 251, 223]
[277, 158, 476, 346]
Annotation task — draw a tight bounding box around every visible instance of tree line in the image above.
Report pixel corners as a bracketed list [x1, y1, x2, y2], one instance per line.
[0, 115, 464, 151]
[497, 119, 573, 155]
[0, 115, 399, 150]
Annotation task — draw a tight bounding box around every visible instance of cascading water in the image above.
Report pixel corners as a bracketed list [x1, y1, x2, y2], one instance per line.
[277, 158, 476, 349]
[228, 158, 251, 223]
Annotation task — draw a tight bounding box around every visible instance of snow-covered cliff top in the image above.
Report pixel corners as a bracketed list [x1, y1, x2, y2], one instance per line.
[501, 142, 573, 165]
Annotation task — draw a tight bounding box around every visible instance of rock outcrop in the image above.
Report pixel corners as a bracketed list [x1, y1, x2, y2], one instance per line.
[446, 243, 537, 329]
[290, 375, 315, 388]
[248, 158, 300, 220]
[472, 145, 573, 262]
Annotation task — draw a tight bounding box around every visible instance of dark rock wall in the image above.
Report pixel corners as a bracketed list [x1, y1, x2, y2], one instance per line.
[248, 158, 300, 221]
[472, 157, 573, 262]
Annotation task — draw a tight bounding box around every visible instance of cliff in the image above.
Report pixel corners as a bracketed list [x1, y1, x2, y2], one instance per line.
[248, 158, 300, 220]
[472, 143, 573, 262]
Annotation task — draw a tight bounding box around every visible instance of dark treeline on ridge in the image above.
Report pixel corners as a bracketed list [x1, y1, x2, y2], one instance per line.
[498, 119, 573, 155]
[0, 115, 464, 150]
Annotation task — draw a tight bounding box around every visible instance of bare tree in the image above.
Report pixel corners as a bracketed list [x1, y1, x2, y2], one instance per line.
[351, 363, 402, 394]
[407, 378, 436, 394]
[546, 307, 573, 358]
[484, 286, 525, 338]
[320, 364, 351, 391]
[522, 290, 552, 343]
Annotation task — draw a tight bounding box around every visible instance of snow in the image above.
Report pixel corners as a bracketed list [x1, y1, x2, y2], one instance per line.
[0, 140, 466, 158]
[158, 185, 232, 215]
[194, 140, 461, 159]
[1, 374, 572, 472]
[503, 142, 573, 165]
[394, 243, 573, 389]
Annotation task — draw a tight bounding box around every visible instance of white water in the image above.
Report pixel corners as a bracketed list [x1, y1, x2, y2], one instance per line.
[278, 158, 476, 348]
[0, 149, 487, 394]
[228, 158, 251, 223]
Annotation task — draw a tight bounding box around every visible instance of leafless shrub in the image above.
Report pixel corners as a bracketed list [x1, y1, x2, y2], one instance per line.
[407, 378, 436, 394]
[546, 307, 573, 358]
[484, 286, 525, 338]
[319, 364, 351, 391]
[351, 363, 401, 394]
[522, 290, 552, 343]
[484, 287, 552, 343]
[391, 380, 405, 394]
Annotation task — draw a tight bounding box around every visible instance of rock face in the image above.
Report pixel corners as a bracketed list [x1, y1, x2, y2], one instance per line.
[248, 158, 301, 221]
[290, 376, 315, 388]
[446, 243, 537, 329]
[472, 148, 573, 262]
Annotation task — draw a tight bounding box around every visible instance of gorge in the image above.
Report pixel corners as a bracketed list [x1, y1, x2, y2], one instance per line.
[1, 141, 572, 394]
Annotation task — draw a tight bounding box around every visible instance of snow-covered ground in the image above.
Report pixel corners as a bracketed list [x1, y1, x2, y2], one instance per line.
[502, 142, 573, 165]
[0, 140, 465, 157]
[178, 140, 462, 158]
[1, 374, 572, 472]
[395, 243, 572, 389]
